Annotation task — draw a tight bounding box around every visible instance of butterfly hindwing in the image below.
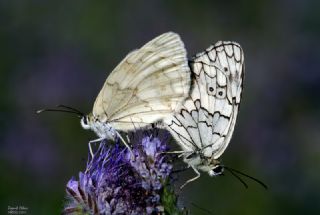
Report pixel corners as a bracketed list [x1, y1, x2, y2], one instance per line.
[166, 41, 244, 159]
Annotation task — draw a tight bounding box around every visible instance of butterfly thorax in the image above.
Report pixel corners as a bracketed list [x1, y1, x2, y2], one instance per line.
[81, 113, 116, 140]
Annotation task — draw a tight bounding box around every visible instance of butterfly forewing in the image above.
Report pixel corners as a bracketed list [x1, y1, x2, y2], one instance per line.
[92, 32, 191, 130]
[165, 41, 244, 159]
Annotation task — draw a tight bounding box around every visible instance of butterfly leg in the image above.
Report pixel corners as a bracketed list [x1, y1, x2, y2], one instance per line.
[88, 137, 104, 158]
[115, 130, 133, 155]
[164, 150, 185, 153]
[126, 134, 131, 144]
[180, 166, 200, 189]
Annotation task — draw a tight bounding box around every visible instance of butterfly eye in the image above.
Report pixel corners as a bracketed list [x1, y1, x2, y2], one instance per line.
[83, 116, 88, 125]
[81, 116, 90, 130]
[209, 165, 224, 176]
[216, 88, 226, 99]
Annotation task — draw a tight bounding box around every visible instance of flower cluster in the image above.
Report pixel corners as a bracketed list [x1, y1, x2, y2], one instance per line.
[63, 131, 183, 215]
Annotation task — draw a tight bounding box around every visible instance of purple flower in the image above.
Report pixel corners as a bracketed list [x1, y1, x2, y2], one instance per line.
[63, 130, 178, 215]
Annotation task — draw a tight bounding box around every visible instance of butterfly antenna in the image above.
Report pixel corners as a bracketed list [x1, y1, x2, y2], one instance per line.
[36, 108, 82, 117]
[224, 166, 268, 190]
[36, 104, 84, 118]
[56, 104, 85, 116]
[224, 167, 248, 189]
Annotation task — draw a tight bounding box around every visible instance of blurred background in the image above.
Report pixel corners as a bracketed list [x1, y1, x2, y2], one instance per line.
[1, 0, 320, 214]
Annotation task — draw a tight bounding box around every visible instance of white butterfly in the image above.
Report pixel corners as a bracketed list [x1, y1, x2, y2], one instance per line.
[164, 41, 244, 188]
[79, 32, 191, 155]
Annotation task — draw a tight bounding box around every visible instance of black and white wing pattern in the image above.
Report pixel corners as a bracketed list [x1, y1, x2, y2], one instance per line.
[165, 41, 244, 159]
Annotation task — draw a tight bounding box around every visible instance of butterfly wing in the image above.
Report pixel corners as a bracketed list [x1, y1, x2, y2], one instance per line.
[165, 41, 244, 159]
[92, 32, 191, 130]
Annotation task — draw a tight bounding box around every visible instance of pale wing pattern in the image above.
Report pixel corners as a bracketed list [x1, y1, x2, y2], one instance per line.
[166, 41, 244, 159]
[93, 32, 190, 130]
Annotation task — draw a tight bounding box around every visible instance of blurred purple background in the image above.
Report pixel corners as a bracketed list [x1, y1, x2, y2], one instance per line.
[1, 0, 320, 214]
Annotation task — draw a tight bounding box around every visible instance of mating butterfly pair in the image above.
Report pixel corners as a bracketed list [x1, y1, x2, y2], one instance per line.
[39, 32, 244, 188]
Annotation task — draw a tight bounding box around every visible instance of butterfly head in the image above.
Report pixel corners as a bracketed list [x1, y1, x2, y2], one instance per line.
[80, 113, 95, 130]
[197, 155, 224, 177]
[80, 113, 116, 139]
[186, 152, 224, 176]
